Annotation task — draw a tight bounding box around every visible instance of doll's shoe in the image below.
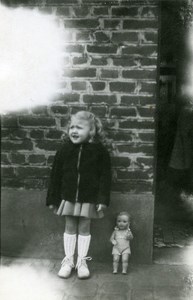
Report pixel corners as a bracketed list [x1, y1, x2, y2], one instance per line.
[76, 257, 91, 279]
[58, 257, 74, 278]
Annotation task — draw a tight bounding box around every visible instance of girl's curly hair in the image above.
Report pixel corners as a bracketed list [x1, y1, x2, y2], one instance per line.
[63, 111, 109, 146]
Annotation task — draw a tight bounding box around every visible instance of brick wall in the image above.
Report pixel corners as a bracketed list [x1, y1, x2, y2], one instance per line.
[1, 0, 159, 194]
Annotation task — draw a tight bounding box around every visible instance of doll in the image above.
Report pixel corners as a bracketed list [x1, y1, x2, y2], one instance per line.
[110, 211, 133, 274]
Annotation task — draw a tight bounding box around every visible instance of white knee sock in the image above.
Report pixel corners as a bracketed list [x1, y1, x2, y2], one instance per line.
[63, 233, 77, 260]
[77, 234, 91, 259]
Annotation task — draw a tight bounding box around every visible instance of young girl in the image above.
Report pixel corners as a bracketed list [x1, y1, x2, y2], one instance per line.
[46, 111, 111, 279]
[110, 212, 133, 274]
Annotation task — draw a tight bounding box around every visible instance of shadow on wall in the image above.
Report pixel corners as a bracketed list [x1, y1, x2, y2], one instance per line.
[1, 189, 154, 264]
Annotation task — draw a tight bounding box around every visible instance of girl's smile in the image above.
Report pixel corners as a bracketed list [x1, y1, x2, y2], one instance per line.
[69, 118, 92, 144]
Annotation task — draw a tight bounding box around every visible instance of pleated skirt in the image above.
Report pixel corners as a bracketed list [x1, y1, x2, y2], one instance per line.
[56, 200, 104, 219]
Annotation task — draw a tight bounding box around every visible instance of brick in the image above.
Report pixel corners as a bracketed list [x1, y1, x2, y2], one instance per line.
[87, 45, 117, 54]
[100, 69, 118, 79]
[72, 6, 91, 17]
[1, 116, 18, 128]
[142, 6, 158, 18]
[63, 68, 96, 78]
[70, 106, 87, 114]
[104, 19, 121, 29]
[61, 118, 71, 127]
[83, 95, 117, 105]
[137, 157, 153, 168]
[64, 19, 99, 29]
[94, 31, 110, 43]
[137, 106, 155, 118]
[11, 153, 26, 164]
[35, 140, 62, 151]
[121, 95, 154, 106]
[31, 106, 47, 115]
[90, 82, 106, 91]
[109, 82, 135, 93]
[90, 57, 108, 66]
[62, 94, 80, 103]
[64, 45, 84, 53]
[45, 129, 63, 139]
[82, 0, 118, 4]
[117, 170, 149, 180]
[93, 7, 109, 16]
[47, 155, 55, 165]
[117, 144, 154, 155]
[56, 7, 71, 16]
[138, 132, 155, 142]
[110, 107, 136, 117]
[1, 167, 15, 177]
[47, 0, 78, 4]
[144, 32, 158, 44]
[50, 106, 69, 115]
[76, 32, 91, 42]
[19, 117, 55, 127]
[1, 154, 10, 164]
[140, 82, 157, 94]
[90, 106, 107, 117]
[112, 57, 135, 67]
[28, 155, 46, 165]
[9, 129, 27, 139]
[122, 45, 157, 56]
[17, 167, 50, 178]
[140, 57, 157, 67]
[72, 81, 87, 91]
[122, 70, 157, 80]
[38, 7, 54, 15]
[30, 130, 44, 139]
[23, 179, 47, 189]
[112, 157, 131, 167]
[73, 57, 88, 65]
[112, 32, 138, 44]
[112, 7, 138, 17]
[119, 119, 154, 130]
[107, 131, 133, 142]
[111, 181, 153, 193]
[123, 20, 157, 30]
[1, 140, 33, 151]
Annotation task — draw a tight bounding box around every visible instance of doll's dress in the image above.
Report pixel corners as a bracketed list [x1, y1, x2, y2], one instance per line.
[56, 200, 104, 219]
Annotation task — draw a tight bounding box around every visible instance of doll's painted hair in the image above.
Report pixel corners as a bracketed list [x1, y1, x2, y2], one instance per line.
[117, 211, 131, 222]
[67, 111, 106, 144]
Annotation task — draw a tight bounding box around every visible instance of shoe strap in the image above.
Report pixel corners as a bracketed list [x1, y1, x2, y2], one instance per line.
[76, 256, 92, 269]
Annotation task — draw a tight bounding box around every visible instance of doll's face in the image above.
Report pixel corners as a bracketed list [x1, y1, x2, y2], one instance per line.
[116, 215, 130, 230]
[69, 117, 93, 144]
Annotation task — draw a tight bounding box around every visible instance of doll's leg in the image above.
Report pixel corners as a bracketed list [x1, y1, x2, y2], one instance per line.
[58, 216, 78, 278]
[113, 254, 120, 274]
[122, 253, 129, 274]
[76, 217, 91, 279]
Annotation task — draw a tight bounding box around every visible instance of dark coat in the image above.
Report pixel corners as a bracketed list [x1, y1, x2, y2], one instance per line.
[46, 140, 111, 208]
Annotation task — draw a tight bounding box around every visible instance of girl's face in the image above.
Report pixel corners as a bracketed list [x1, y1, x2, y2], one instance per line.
[69, 117, 92, 144]
[116, 215, 130, 230]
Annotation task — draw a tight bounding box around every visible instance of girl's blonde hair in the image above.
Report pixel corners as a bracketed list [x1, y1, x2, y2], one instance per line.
[66, 111, 106, 144]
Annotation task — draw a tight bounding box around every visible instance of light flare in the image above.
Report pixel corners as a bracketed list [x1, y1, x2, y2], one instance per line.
[0, 4, 65, 114]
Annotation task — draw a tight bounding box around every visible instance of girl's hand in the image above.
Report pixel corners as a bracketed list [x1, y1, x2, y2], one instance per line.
[96, 204, 107, 212]
[48, 205, 58, 215]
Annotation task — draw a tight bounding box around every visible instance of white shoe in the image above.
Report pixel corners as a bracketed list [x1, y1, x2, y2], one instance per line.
[58, 257, 74, 278]
[76, 257, 91, 279]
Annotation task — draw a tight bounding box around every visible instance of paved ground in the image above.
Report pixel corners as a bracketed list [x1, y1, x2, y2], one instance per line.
[1, 256, 193, 300]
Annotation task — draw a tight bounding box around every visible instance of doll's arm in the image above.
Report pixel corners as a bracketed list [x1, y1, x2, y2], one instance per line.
[126, 229, 133, 240]
[110, 231, 117, 245]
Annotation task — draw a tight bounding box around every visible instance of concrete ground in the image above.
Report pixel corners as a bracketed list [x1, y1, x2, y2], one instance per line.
[1, 256, 193, 300]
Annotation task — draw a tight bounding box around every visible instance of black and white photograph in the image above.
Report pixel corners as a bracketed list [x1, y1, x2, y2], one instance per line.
[1, 0, 193, 299]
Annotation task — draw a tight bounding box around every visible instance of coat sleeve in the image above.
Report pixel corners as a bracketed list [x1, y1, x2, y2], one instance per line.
[97, 146, 111, 206]
[46, 147, 64, 208]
